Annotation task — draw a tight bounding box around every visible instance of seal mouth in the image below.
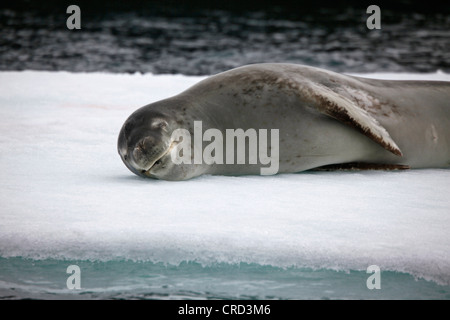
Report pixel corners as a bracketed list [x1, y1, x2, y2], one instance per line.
[142, 140, 178, 175]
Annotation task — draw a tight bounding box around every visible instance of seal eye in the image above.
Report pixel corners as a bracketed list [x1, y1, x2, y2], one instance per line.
[151, 119, 169, 131]
[159, 121, 167, 129]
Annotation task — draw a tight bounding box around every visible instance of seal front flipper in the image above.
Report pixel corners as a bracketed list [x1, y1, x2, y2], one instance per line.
[301, 82, 403, 157]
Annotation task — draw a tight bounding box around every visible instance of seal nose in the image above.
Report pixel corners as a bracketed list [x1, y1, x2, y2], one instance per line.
[131, 136, 162, 170]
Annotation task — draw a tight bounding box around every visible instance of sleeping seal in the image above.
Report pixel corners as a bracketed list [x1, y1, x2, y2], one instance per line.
[117, 63, 450, 180]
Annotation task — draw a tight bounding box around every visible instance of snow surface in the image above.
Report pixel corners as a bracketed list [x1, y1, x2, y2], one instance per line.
[0, 70, 449, 286]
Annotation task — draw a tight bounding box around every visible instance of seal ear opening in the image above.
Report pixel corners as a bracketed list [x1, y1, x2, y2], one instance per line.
[302, 83, 403, 157]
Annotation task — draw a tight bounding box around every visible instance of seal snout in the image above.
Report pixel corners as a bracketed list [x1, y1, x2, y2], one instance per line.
[131, 136, 167, 171]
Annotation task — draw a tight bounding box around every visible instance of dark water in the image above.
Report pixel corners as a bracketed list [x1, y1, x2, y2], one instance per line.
[1, 0, 449, 75]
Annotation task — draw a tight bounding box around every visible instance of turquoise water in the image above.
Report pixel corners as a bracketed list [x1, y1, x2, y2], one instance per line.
[1, 257, 449, 299]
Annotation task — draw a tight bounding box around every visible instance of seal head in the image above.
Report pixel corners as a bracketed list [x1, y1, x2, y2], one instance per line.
[118, 107, 179, 179]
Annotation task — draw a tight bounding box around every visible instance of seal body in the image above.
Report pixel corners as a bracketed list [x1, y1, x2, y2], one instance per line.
[118, 63, 450, 180]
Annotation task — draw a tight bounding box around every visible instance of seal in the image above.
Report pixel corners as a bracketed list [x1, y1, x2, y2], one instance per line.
[118, 63, 450, 180]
